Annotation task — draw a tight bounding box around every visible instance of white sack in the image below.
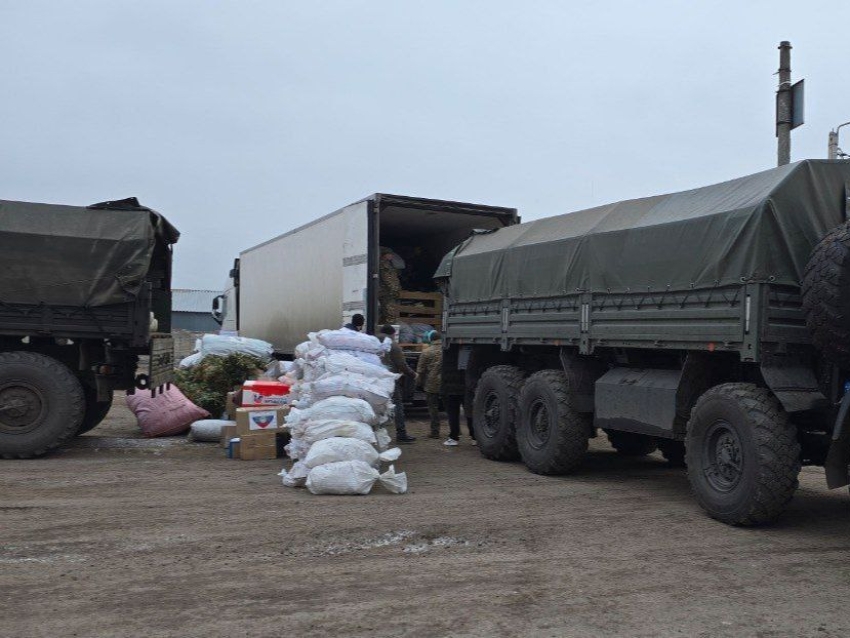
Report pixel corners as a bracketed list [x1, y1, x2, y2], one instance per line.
[284, 421, 377, 460]
[303, 437, 401, 469]
[346, 351, 384, 367]
[298, 420, 378, 445]
[374, 427, 392, 451]
[280, 460, 309, 487]
[286, 397, 378, 427]
[178, 352, 203, 369]
[294, 339, 328, 361]
[284, 439, 310, 461]
[187, 419, 235, 442]
[200, 334, 273, 360]
[306, 461, 408, 495]
[308, 373, 394, 410]
[315, 329, 390, 355]
[321, 352, 399, 382]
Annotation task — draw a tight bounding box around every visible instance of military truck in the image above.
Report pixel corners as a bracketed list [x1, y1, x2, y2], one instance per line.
[438, 160, 850, 525]
[0, 197, 179, 458]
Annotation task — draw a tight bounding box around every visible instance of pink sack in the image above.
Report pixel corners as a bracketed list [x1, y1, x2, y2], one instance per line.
[125, 385, 209, 437]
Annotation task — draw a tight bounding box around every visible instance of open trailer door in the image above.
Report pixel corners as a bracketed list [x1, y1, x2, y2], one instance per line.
[341, 199, 375, 331]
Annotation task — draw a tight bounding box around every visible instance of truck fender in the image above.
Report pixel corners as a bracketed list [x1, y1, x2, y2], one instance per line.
[824, 391, 850, 489]
[760, 356, 829, 413]
[558, 349, 605, 413]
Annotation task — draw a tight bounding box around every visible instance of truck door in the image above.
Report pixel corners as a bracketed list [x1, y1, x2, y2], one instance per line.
[341, 201, 372, 330]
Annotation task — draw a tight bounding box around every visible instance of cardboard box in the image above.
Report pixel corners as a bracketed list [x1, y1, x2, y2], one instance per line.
[220, 424, 238, 448]
[242, 380, 290, 407]
[225, 387, 242, 420]
[240, 431, 277, 460]
[235, 406, 288, 437]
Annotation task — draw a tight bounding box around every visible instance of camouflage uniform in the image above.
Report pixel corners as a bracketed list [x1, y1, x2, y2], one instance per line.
[416, 343, 443, 437]
[379, 256, 401, 324]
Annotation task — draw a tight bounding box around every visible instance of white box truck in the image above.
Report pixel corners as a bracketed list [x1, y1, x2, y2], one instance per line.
[214, 193, 518, 355]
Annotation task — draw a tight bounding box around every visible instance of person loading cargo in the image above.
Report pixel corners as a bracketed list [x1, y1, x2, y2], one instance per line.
[344, 313, 365, 332]
[379, 248, 401, 324]
[416, 330, 444, 439]
[380, 324, 417, 444]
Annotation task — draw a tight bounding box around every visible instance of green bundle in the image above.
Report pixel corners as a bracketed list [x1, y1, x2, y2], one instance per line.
[175, 353, 267, 417]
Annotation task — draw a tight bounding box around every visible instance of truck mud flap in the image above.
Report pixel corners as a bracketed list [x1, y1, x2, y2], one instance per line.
[145, 333, 175, 393]
[825, 391, 850, 489]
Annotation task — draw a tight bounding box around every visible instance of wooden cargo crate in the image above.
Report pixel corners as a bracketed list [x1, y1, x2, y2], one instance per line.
[398, 291, 442, 328]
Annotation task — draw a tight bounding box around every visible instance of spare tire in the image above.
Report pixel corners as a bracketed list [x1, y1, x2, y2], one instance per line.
[802, 220, 850, 368]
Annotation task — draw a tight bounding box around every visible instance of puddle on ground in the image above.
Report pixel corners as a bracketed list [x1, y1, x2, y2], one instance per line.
[403, 536, 472, 554]
[314, 530, 477, 556]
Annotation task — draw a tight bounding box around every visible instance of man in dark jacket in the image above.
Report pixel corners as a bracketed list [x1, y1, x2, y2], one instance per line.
[442, 346, 475, 446]
[380, 324, 417, 443]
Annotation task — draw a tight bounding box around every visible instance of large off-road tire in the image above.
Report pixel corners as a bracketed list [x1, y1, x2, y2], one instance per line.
[77, 387, 114, 435]
[685, 383, 800, 526]
[605, 430, 658, 457]
[0, 352, 85, 459]
[473, 365, 524, 461]
[657, 440, 686, 467]
[802, 220, 850, 368]
[517, 370, 591, 475]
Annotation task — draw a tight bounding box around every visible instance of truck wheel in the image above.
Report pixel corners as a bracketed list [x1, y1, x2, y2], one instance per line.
[802, 220, 850, 368]
[473, 365, 524, 461]
[685, 383, 800, 526]
[605, 430, 658, 457]
[77, 387, 114, 435]
[657, 440, 686, 467]
[517, 370, 590, 474]
[0, 352, 85, 459]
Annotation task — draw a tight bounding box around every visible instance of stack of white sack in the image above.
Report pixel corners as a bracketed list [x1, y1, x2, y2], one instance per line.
[279, 330, 407, 495]
[286, 332, 397, 413]
[178, 334, 274, 369]
[281, 436, 407, 494]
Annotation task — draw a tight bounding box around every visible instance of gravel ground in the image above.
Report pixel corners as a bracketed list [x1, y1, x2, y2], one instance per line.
[3, 395, 850, 638]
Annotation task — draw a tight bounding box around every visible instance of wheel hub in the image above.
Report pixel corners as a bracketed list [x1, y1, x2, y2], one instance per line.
[482, 391, 501, 437]
[528, 399, 551, 449]
[703, 420, 743, 492]
[0, 382, 46, 434]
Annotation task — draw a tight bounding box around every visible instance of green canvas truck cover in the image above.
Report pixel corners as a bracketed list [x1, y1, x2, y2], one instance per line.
[438, 160, 850, 302]
[0, 197, 179, 307]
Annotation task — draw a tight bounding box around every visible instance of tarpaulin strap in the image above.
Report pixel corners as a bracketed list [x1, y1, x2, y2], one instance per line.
[657, 285, 671, 309]
[679, 284, 696, 309]
[720, 287, 741, 307]
[615, 290, 626, 311]
[636, 287, 653, 310]
[704, 281, 720, 308]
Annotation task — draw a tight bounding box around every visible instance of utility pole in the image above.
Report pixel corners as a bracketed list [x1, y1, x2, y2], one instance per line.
[776, 41, 792, 166]
[828, 121, 850, 159]
[829, 130, 839, 159]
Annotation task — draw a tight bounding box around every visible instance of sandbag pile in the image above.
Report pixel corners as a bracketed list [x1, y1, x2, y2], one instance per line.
[279, 329, 407, 495]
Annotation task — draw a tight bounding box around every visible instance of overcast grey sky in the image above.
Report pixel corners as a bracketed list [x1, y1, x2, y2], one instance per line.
[1, 1, 847, 289]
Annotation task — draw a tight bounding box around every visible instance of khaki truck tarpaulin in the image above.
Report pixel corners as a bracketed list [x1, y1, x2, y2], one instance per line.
[0, 197, 179, 307]
[437, 160, 850, 301]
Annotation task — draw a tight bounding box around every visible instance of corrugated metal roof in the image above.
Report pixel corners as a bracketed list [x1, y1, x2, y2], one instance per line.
[172, 289, 221, 313]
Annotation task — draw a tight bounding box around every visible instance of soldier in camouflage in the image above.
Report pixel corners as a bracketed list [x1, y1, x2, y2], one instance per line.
[379, 249, 401, 324]
[416, 330, 443, 438]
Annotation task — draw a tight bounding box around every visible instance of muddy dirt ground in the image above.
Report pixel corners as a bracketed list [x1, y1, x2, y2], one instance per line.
[3, 395, 850, 638]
